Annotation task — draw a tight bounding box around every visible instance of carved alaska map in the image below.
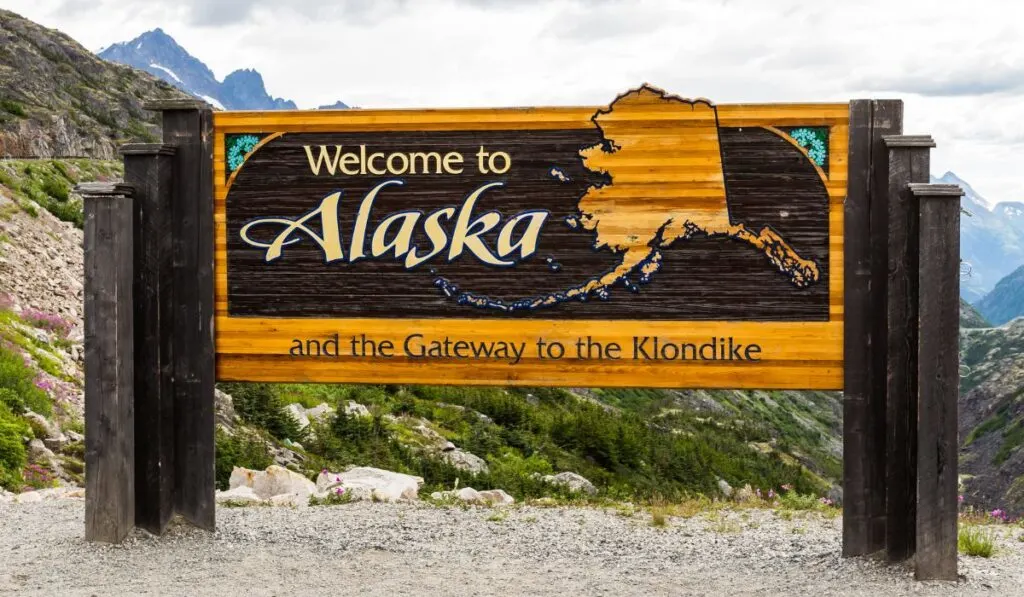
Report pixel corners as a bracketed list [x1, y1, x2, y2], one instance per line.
[452, 85, 822, 312]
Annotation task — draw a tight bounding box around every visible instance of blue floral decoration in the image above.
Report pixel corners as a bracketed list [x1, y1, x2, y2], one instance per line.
[225, 133, 265, 176]
[786, 127, 828, 168]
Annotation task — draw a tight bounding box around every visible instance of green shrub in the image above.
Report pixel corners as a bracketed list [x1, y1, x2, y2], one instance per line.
[0, 99, 26, 118]
[779, 491, 823, 511]
[0, 387, 25, 414]
[220, 382, 303, 442]
[958, 525, 996, 557]
[0, 344, 52, 416]
[0, 403, 29, 491]
[214, 428, 273, 491]
[39, 177, 70, 202]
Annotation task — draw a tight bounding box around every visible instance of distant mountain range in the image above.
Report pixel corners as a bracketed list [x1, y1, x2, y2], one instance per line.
[977, 265, 1024, 325]
[933, 172, 1024, 302]
[98, 29, 347, 111]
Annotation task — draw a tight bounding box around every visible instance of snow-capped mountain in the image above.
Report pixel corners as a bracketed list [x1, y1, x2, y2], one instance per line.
[932, 172, 1024, 302]
[98, 29, 347, 111]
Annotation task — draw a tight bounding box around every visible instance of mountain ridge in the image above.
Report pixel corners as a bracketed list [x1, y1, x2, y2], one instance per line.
[99, 29, 347, 111]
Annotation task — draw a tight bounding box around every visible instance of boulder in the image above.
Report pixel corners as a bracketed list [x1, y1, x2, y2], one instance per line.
[441, 449, 489, 475]
[14, 491, 43, 504]
[344, 401, 370, 418]
[734, 484, 756, 503]
[27, 439, 55, 465]
[718, 478, 734, 498]
[477, 489, 515, 506]
[285, 403, 311, 430]
[317, 467, 423, 502]
[216, 486, 263, 505]
[230, 465, 316, 501]
[307, 403, 336, 423]
[269, 493, 303, 507]
[24, 411, 67, 450]
[214, 389, 237, 428]
[543, 472, 597, 495]
[430, 487, 514, 506]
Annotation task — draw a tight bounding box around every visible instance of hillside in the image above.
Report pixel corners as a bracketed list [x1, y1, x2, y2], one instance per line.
[0, 10, 189, 158]
[959, 319, 1024, 516]
[976, 265, 1024, 326]
[961, 298, 991, 328]
[936, 172, 1024, 301]
[100, 29, 348, 111]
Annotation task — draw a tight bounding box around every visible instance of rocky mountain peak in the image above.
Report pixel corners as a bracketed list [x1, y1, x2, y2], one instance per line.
[99, 29, 341, 111]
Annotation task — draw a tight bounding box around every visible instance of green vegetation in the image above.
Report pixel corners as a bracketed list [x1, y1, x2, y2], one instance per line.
[0, 159, 123, 227]
[216, 383, 831, 502]
[0, 338, 52, 416]
[958, 525, 996, 557]
[0, 402, 29, 491]
[214, 428, 273, 491]
[0, 98, 26, 118]
[994, 419, 1024, 465]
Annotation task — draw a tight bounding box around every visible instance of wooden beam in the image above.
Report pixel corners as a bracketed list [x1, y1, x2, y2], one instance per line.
[121, 143, 177, 535]
[843, 99, 902, 556]
[157, 106, 216, 530]
[913, 182, 963, 581]
[882, 134, 934, 561]
[81, 183, 135, 543]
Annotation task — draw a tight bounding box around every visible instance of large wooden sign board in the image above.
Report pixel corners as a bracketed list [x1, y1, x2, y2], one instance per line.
[80, 87, 962, 581]
[214, 85, 848, 389]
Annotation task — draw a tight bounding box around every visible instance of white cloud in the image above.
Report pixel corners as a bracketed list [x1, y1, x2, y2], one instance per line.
[3, 0, 1022, 202]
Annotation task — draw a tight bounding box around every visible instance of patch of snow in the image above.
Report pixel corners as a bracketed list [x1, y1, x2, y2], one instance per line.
[136, 42, 143, 50]
[148, 63, 182, 84]
[200, 95, 226, 110]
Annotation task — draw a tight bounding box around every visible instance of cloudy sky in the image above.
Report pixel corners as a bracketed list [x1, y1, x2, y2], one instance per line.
[5, 0, 1021, 203]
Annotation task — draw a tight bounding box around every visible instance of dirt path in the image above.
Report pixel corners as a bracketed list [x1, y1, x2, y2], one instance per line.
[1, 500, 1021, 596]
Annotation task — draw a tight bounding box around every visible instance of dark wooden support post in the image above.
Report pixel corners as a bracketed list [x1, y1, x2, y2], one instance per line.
[844, 99, 902, 556]
[145, 99, 216, 530]
[81, 182, 136, 543]
[122, 144, 177, 535]
[881, 135, 934, 561]
[913, 182, 963, 581]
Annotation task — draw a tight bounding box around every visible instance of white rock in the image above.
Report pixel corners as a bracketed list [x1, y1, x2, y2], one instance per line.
[216, 486, 263, 505]
[477, 489, 515, 506]
[544, 472, 597, 495]
[251, 465, 316, 500]
[285, 403, 311, 430]
[317, 467, 423, 502]
[269, 493, 303, 507]
[308, 403, 336, 423]
[718, 478, 734, 498]
[14, 491, 43, 504]
[344, 401, 371, 418]
[229, 467, 259, 490]
[441, 449, 489, 475]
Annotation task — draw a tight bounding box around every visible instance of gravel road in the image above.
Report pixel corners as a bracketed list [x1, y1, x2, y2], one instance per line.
[1, 500, 1022, 596]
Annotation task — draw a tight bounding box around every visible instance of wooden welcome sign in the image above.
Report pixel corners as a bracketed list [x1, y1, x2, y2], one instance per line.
[80, 87, 963, 581]
[213, 85, 848, 389]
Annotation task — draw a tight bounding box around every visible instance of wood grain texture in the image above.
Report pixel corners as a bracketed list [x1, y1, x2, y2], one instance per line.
[842, 99, 903, 557]
[163, 107, 216, 531]
[82, 188, 135, 543]
[914, 183, 962, 581]
[212, 89, 849, 389]
[123, 144, 176, 535]
[883, 136, 932, 562]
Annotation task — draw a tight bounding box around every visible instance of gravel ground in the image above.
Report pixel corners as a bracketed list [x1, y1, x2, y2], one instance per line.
[1, 500, 1022, 596]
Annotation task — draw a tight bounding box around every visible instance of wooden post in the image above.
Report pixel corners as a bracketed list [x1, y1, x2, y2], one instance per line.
[145, 99, 216, 530]
[913, 182, 963, 581]
[122, 144, 177, 534]
[882, 135, 934, 561]
[81, 182, 136, 543]
[843, 99, 902, 556]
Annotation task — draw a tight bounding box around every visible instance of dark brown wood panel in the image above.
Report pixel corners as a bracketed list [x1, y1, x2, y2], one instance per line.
[225, 128, 830, 320]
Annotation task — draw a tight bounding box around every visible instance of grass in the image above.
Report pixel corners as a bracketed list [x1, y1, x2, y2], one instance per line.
[958, 525, 997, 557]
[650, 505, 670, 528]
[0, 160, 122, 228]
[486, 510, 510, 523]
